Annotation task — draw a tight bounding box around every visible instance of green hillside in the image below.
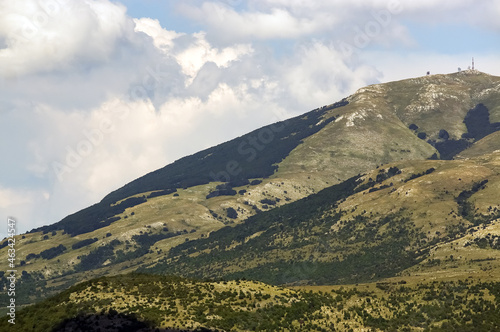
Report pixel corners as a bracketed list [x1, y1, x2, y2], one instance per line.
[2, 70, 500, 317]
[140, 153, 500, 285]
[2, 273, 499, 332]
[457, 131, 500, 158]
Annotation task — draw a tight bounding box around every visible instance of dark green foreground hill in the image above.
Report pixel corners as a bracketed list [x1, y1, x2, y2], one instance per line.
[2, 273, 500, 332]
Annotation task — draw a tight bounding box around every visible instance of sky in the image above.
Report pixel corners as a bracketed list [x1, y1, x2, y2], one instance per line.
[1, 0, 500, 238]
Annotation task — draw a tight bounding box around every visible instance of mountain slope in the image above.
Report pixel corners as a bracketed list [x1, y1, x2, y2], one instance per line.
[457, 131, 500, 158]
[2, 71, 500, 308]
[278, 71, 500, 182]
[30, 99, 348, 237]
[140, 152, 500, 285]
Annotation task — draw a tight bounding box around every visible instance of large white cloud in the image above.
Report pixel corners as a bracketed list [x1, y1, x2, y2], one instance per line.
[0, 0, 140, 76]
[0, 0, 178, 113]
[2, 0, 500, 239]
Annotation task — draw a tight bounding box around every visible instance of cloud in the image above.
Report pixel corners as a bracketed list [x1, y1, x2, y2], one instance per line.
[3, 0, 499, 238]
[135, 18, 254, 85]
[173, 32, 253, 82]
[0, 185, 51, 240]
[0, 0, 136, 76]
[183, 3, 320, 40]
[175, 0, 500, 50]
[279, 42, 381, 107]
[0, 0, 170, 111]
[133, 17, 184, 52]
[0, 187, 33, 210]
[175, 0, 409, 45]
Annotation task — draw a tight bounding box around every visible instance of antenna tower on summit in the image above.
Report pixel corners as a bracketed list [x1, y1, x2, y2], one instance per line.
[472, 57, 474, 70]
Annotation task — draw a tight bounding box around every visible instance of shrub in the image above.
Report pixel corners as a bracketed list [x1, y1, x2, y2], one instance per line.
[404, 168, 435, 182]
[72, 238, 98, 250]
[26, 253, 39, 260]
[226, 207, 238, 219]
[76, 244, 116, 271]
[260, 198, 277, 206]
[147, 188, 177, 199]
[206, 185, 237, 199]
[438, 129, 450, 140]
[39, 244, 67, 260]
[229, 178, 250, 187]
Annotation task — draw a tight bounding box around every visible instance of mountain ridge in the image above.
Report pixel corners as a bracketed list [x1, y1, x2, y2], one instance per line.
[28, 70, 500, 238]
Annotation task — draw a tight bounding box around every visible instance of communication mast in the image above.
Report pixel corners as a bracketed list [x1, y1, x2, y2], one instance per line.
[472, 57, 474, 70]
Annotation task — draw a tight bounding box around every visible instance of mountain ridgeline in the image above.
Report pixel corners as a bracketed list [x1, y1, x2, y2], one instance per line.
[30, 71, 500, 238]
[31, 99, 348, 236]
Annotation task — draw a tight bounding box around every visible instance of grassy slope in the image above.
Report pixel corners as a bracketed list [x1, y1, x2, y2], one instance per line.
[7, 151, 498, 322]
[457, 131, 500, 158]
[274, 71, 500, 190]
[276, 81, 436, 184]
[335, 151, 500, 282]
[2, 273, 500, 332]
[0, 178, 322, 307]
[140, 153, 500, 284]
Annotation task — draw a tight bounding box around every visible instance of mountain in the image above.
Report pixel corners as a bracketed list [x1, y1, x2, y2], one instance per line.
[2, 70, 500, 325]
[28, 71, 500, 236]
[141, 152, 500, 285]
